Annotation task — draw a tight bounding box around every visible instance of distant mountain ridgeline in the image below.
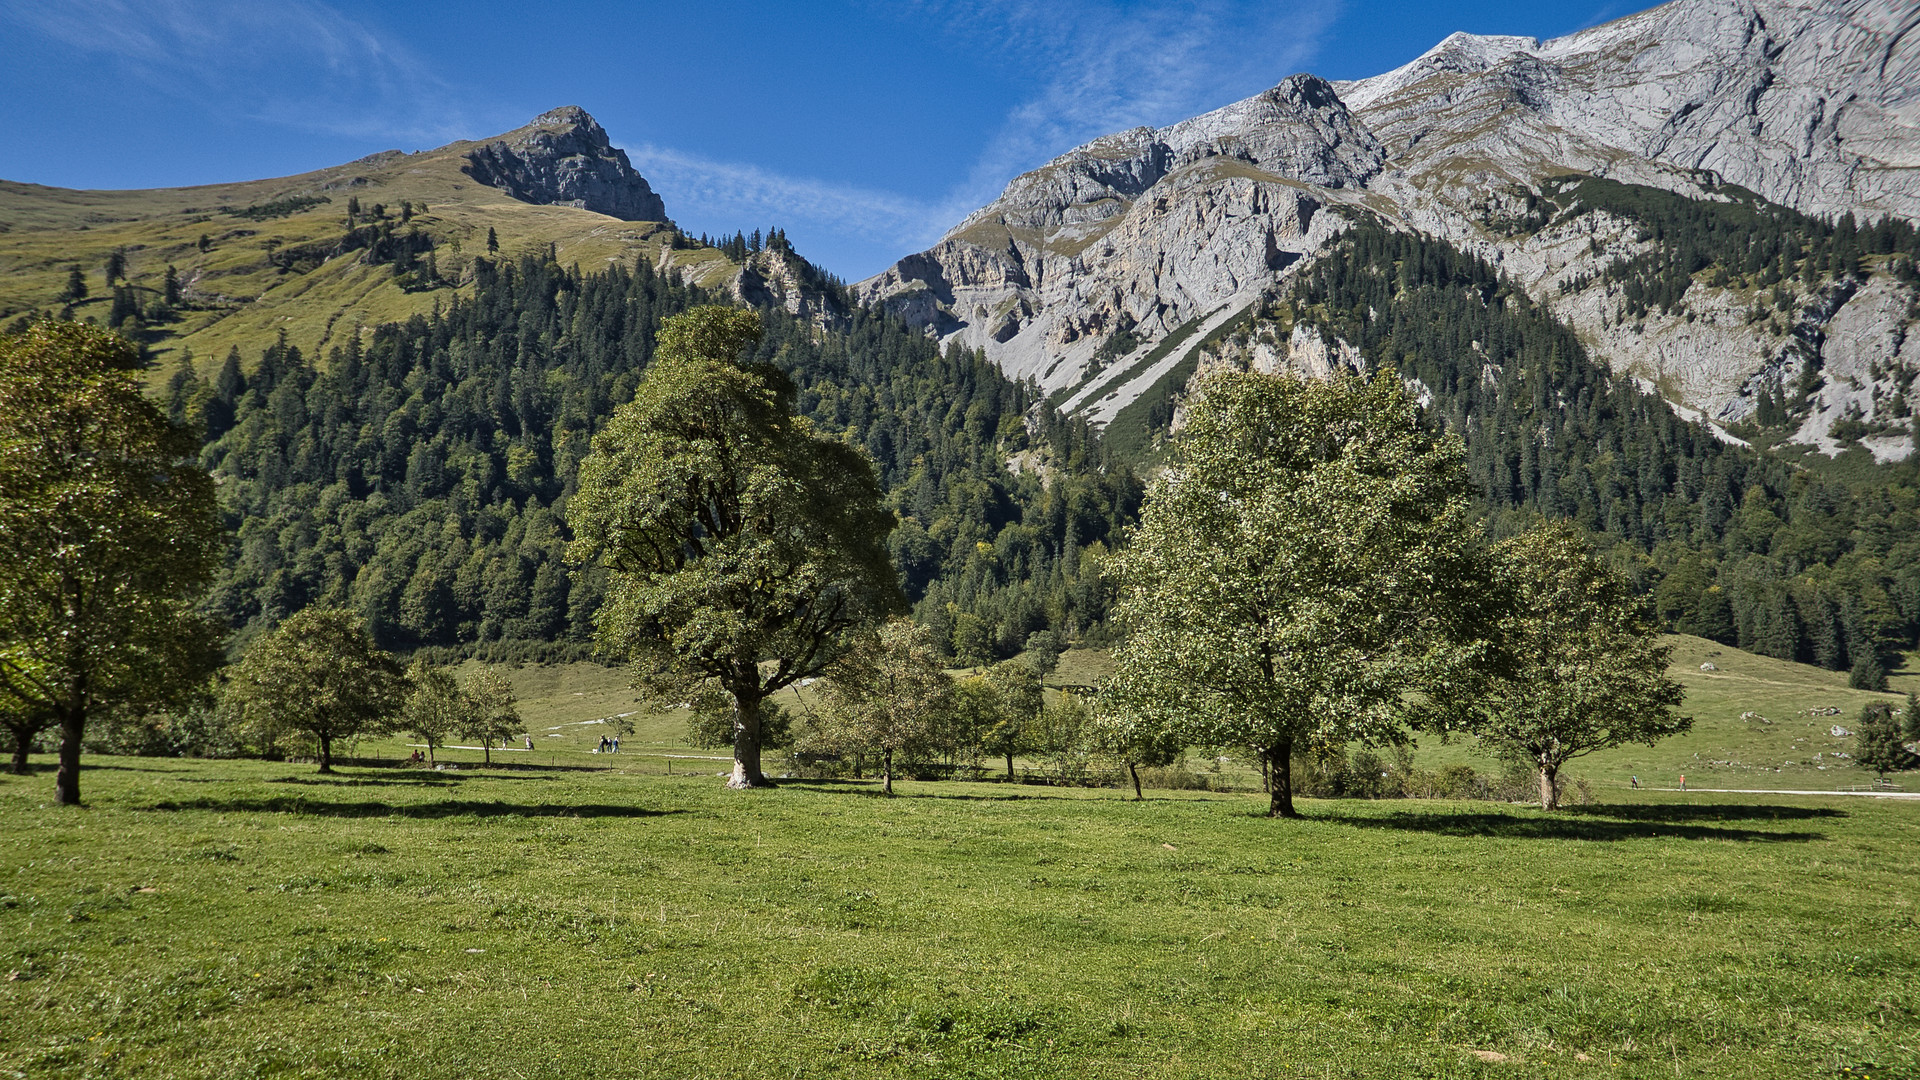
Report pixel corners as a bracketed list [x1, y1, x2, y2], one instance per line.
[0, 106, 754, 377]
[861, 0, 1920, 461]
[169, 252, 1130, 663]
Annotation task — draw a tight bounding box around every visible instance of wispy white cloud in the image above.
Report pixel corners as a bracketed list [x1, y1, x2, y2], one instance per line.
[894, 0, 1343, 213]
[1570, 2, 1633, 34]
[0, 0, 1343, 276]
[628, 144, 939, 248]
[646, 0, 1342, 273]
[0, 0, 475, 144]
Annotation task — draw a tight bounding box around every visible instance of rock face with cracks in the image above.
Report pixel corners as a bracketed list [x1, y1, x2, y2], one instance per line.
[859, 0, 1920, 457]
[462, 106, 668, 222]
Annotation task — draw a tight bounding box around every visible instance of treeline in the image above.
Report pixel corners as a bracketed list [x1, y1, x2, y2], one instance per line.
[1533, 175, 1920, 323]
[1278, 219, 1920, 685]
[170, 251, 1124, 663]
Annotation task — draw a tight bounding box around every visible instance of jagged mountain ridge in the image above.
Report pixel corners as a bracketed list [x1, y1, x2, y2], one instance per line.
[858, 0, 1920, 458]
[1340, 0, 1920, 222]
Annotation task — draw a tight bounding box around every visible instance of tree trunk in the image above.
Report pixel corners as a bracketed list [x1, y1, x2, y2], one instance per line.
[8, 726, 29, 775]
[726, 683, 773, 789]
[1005, 752, 1014, 781]
[1130, 761, 1143, 800]
[1538, 761, 1560, 811]
[318, 732, 334, 774]
[882, 750, 895, 797]
[54, 709, 84, 805]
[484, 742, 491, 765]
[1268, 739, 1297, 818]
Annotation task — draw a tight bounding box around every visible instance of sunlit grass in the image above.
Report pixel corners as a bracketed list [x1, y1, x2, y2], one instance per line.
[3, 758, 1915, 1079]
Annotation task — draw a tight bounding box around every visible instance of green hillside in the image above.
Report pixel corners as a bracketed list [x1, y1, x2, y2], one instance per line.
[0, 128, 739, 379]
[1407, 635, 1914, 793]
[350, 634, 1919, 795]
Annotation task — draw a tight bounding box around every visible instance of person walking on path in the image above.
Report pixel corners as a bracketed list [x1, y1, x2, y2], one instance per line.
[1679, 773, 1686, 790]
[1631, 775, 1639, 788]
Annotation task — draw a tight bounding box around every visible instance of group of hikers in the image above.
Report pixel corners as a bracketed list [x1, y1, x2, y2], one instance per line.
[1628, 775, 1686, 789]
[596, 735, 620, 753]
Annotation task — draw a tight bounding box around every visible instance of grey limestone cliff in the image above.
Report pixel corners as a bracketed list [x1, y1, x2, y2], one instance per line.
[1339, 0, 1920, 223]
[859, 74, 1377, 389]
[463, 106, 668, 222]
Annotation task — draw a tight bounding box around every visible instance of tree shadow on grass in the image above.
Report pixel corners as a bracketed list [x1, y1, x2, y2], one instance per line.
[137, 796, 684, 820]
[1322, 807, 1826, 843]
[776, 778, 1049, 801]
[1563, 803, 1848, 823]
[259, 773, 554, 787]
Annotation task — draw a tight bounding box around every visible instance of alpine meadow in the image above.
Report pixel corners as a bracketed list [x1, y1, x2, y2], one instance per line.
[2, 1, 1919, 1077]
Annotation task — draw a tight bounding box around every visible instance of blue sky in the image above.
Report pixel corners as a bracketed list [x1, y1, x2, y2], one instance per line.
[0, 0, 1648, 279]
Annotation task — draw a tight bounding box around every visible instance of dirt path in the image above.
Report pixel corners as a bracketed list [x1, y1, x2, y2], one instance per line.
[1639, 786, 1919, 799]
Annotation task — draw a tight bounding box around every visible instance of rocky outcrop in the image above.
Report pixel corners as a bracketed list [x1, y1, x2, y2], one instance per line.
[1792, 275, 1920, 460]
[859, 0, 1920, 458]
[859, 74, 1374, 390]
[462, 106, 667, 221]
[731, 246, 849, 333]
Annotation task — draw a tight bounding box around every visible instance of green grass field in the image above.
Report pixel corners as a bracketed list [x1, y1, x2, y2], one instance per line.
[3, 760, 1916, 1080]
[1394, 635, 1919, 796]
[7, 637, 1918, 1078]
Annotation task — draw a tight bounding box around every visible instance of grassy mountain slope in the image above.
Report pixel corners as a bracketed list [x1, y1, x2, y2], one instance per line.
[1404, 634, 1914, 793]
[0, 118, 738, 378]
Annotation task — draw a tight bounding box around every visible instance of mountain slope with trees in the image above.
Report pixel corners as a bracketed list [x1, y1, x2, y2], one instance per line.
[858, 0, 1920, 457]
[0, 108, 742, 378]
[168, 251, 1129, 664]
[1171, 217, 1920, 684]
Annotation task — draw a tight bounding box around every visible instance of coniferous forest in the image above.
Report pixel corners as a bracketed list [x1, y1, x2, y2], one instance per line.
[1277, 218, 1920, 686]
[165, 254, 1135, 665]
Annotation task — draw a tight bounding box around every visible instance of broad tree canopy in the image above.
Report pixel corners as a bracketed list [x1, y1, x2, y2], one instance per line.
[223, 607, 405, 772]
[460, 666, 522, 764]
[570, 306, 901, 788]
[1432, 522, 1688, 809]
[814, 617, 954, 796]
[1103, 368, 1493, 817]
[403, 660, 466, 764]
[980, 659, 1044, 780]
[0, 321, 223, 804]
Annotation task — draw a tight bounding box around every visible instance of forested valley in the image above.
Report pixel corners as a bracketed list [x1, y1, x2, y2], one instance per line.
[159, 204, 1920, 690]
[164, 253, 1136, 666]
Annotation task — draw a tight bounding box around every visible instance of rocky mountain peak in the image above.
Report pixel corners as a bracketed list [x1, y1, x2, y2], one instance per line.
[1159, 72, 1384, 187]
[945, 72, 1379, 239]
[1341, 0, 1920, 221]
[1335, 32, 1543, 113]
[462, 106, 667, 222]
